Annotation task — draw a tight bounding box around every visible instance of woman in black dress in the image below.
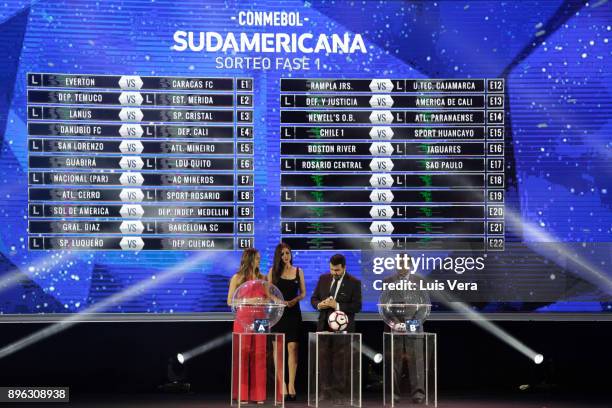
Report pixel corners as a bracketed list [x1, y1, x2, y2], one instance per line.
[268, 243, 305, 401]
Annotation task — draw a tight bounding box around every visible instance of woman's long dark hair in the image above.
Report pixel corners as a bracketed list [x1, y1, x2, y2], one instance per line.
[236, 248, 262, 285]
[271, 243, 292, 284]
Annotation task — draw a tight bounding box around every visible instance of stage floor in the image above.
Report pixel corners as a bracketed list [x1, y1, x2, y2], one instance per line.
[18, 393, 611, 407]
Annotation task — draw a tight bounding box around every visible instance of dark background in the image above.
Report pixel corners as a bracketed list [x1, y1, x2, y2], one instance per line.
[1, 320, 610, 400]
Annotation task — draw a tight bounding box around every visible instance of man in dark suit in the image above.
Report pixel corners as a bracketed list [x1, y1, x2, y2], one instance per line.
[310, 254, 362, 404]
[311, 253, 362, 332]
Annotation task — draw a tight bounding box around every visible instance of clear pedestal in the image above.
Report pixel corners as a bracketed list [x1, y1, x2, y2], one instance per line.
[231, 333, 284, 407]
[308, 332, 361, 407]
[383, 332, 437, 407]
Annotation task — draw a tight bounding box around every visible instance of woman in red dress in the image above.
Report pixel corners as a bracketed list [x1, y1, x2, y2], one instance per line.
[227, 248, 268, 404]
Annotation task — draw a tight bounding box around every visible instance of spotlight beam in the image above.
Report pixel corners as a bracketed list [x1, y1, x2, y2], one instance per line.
[428, 282, 543, 364]
[0, 252, 213, 361]
[505, 208, 612, 296]
[441, 296, 542, 363]
[177, 332, 233, 364]
[0, 252, 76, 294]
[362, 343, 382, 364]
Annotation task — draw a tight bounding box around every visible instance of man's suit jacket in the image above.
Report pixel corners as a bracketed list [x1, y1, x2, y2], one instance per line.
[310, 272, 362, 332]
